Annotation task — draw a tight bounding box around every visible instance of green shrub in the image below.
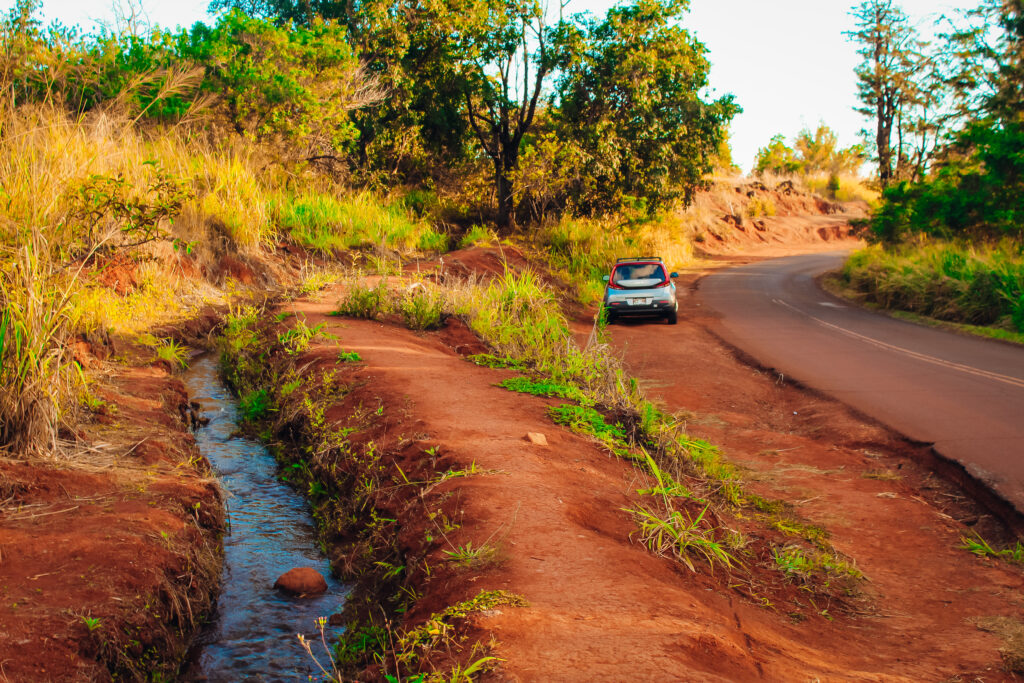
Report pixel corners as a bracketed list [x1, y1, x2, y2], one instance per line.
[335, 279, 390, 320]
[841, 242, 1024, 331]
[399, 286, 444, 330]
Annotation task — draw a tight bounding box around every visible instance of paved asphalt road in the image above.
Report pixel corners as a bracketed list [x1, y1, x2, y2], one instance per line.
[698, 251, 1024, 513]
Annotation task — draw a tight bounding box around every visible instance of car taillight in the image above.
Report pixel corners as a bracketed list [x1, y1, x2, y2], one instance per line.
[608, 281, 624, 290]
[653, 279, 671, 288]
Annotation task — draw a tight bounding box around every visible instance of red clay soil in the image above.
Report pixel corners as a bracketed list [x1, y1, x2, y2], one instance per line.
[0, 357, 223, 682]
[283, 245, 1024, 681]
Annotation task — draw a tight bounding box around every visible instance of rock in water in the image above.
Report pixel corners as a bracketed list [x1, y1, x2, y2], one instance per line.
[274, 567, 327, 596]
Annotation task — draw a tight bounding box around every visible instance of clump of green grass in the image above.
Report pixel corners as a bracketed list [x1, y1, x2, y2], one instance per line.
[0, 236, 76, 457]
[962, 531, 1024, 565]
[627, 503, 737, 573]
[267, 191, 446, 255]
[458, 225, 498, 249]
[442, 541, 500, 568]
[499, 377, 587, 403]
[154, 338, 189, 370]
[335, 278, 391, 320]
[337, 350, 362, 363]
[772, 544, 863, 582]
[468, 354, 529, 370]
[399, 285, 444, 330]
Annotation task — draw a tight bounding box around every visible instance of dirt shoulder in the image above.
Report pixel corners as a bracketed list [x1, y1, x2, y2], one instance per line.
[256, 240, 1024, 681]
[0, 345, 224, 682]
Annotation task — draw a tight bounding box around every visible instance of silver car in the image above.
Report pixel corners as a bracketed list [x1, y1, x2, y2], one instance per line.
[602, 257, 679, 325]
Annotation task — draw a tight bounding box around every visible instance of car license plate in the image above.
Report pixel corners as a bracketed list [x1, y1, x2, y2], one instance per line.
[628, 297, 651, 306]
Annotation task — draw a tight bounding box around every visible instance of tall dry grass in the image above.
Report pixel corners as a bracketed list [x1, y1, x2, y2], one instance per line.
[0, 232, 76, 457]
[0, 100, 444, 457]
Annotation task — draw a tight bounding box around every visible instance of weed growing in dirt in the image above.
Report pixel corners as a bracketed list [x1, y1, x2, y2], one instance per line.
[399, 285, 445, 330]
[499, 377, 587, 403]
[278, 317, 329, 356]
[772, 545, 862, 582]
[338, 350, 362, 363]
[961, 531, 1024, 565]
[154, 338, 189, 370]
[458, 225, 498, 249]
[442, 541, 499, 569]
[627, 504, 737, 573]
[862, 469, 902, 481]
[80, 615, 102, 632]
[335, 276, 391, 320]
[468, 354, 528, 371]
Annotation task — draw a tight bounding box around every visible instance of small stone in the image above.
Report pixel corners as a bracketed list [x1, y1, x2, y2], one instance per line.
[274, 567, 327, 596]
[526, 432, 548, 446]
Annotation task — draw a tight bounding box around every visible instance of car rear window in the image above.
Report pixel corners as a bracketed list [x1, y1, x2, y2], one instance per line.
[612, 263, 666, 286]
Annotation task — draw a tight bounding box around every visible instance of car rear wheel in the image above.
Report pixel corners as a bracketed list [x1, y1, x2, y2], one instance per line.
[666, 309, 677, 325]
[605, 311, 617, 325]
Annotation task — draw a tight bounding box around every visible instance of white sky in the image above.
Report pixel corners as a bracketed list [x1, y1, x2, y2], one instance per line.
[32, 0, 983, 172]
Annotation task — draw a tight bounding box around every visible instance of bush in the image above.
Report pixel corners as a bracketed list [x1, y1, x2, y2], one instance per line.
[841, 242, 1024, 331]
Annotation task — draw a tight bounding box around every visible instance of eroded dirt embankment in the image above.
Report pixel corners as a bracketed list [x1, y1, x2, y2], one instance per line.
[219, 237, 1024, 681]
[0, 343, 224, 681]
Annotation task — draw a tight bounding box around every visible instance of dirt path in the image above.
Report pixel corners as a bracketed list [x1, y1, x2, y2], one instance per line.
[283, 263, 1024, 681]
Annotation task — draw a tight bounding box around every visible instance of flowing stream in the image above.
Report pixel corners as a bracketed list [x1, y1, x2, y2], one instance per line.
[183, 355, 347, 681]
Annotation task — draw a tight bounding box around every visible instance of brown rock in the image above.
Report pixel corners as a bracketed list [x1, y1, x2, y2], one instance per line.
[274, 567, 327, 596]
[526, 432, 548, 446]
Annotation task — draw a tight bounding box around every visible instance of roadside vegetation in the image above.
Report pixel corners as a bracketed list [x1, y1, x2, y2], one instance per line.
[0, 0, 904, 678]
[835, 0, 1024, 335]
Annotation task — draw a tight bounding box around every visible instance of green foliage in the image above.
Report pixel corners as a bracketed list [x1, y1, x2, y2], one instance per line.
[458, 225, 497, 249]
[841, 242, 1024, 330]
[627, 504, 736, 573]
[268, 192, 444, 254]
[239, 388, 273, 421]
[277, 319, 327, 356]
[548, 404, 626, 446]
[961, 531, 1024, 565]
[335, 279, 391, 320]
[467, 354, 528, 371]
[871, 122, 1024, 242]
[499, 377, 587, 403]
[772, 545, 862, 581]
[1, 6, 369, 152]
[337, 350, 362, 363]
[399, 286, 445, 331]
[556, 0, 739, 214]
[155, 338, 189, 370]
[63, 165, 193, 260]
[754, 125, 862, 177]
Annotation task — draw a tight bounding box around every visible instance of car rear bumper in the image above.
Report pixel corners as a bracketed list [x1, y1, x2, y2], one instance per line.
[604, 299, 676, 316]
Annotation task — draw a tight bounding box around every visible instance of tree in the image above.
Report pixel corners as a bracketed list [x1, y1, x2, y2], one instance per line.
[754, 125, 862, 176]
[453, 0, 558, 227]
[847, 0, 924, 187]
[753, 134, 799, 175]
[556, 0, 738, 215]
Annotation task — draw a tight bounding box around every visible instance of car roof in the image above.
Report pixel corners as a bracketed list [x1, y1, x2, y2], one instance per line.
[615, 256, 663, 263]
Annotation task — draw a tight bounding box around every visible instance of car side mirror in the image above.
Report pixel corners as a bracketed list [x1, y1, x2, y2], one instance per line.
[670, 272, 679, 278]
[602, 275, 609, 282]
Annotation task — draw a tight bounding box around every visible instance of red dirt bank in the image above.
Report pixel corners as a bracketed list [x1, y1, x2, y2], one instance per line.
[277, 237, 1024, 681]
[0, 352, 223, 681]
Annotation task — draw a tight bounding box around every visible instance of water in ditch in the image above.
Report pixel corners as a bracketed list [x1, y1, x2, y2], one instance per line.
[183, 355, 347, 681]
